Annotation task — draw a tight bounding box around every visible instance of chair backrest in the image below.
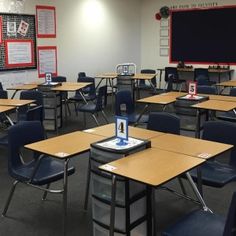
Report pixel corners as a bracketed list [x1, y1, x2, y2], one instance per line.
[165, 67, 179, 82]
[77, 76, 96, 96]
[0, 90, 8, 98]
[147, 112, 180, 134]
[95, 85, 107, 111]
[202, 121, 236, 166]
[194, 68, 209, 81]
[140, 69, 157, 86]
[26, 105, 44, 123]
[0, 82, 3, 90]
[196, 75, 211, 86]
[230, 88, 236, 97]
[78, 72, 86, 79]
[197, 85, 217, 94]
[20, 90, 44, 106]
[115, 90, 135, 116]
[51, 75, 67, 83]
[8, 121, 45, 172]
[223, 191, 236, 236]
[51, 76, 67, 100]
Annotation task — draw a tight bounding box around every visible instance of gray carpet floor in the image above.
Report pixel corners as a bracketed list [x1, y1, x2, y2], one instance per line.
[0, 90, 234, 236]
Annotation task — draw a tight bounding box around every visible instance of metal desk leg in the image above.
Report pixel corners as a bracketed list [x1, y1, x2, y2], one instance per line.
[196, 167, 203, 196]
[4, 114, 14, 126]
[110, 175, 117, 236]
[195, 109, 200, 138]
[134, 104, 149, 126]
[186, 172, 212, 212]
[63, 159, 69, 236]
[11, 90, 18, 99]
[147, 186, 153, 236]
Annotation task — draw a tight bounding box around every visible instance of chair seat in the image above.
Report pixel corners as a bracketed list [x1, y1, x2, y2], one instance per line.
[77, 103, 97, 113]
[127, 113, 149, 124]
[69, 94, 96, 102]
[162, 209, 225, 236]
[217, 111, 236, 122]
[190, 161, 236, 187]
[11, 157, 75, 186]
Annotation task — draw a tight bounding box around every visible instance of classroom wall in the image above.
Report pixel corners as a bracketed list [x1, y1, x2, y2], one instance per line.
[140, 0, 236, 85]
[0, 0, 141, 93]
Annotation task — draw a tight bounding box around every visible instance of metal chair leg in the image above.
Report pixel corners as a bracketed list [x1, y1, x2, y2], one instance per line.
[2, 180, 19, 216]
[101, 110, 109, 124]
[42, 183, 50, 200]
[92, 114, 100, 126]
[178, 177, 187, 195]
[84, 157, 91, 210]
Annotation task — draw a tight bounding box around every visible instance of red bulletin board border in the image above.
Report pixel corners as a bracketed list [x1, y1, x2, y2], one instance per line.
[5, 39, 35, 68]
[36, 5, 56, 38]
[0, 16, 2, 44]
[37, 46, 58, 78]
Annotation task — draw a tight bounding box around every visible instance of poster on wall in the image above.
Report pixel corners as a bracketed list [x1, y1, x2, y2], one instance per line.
[7, 21, 17, 36]
[36, 5, 56, 38]
[5, 39, 34, 68]
[0, 16, 2, 44]
[38, 46, 57, 77]
[17, 20, 29, 36]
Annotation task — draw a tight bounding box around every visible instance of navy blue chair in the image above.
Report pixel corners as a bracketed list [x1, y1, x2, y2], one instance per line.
[162, 191, 236, 236]
[77, 85, 108, 126]
[217, 88, 236, 122]
[0, 90, 8, 98]
[165, 67, 186, 92]
[197, 85, 217, 94]
[51, 75, 71, 116]
[147, 112, 180, 134]
[2, 121, 75, 217]
[190, 121, 236, 188]
[137, 69, 157, 97]
[69, 75, 97, 114]
[115, 90, 148, 125]
[194, 68, 216, 86]
[18, 90, 44, 122]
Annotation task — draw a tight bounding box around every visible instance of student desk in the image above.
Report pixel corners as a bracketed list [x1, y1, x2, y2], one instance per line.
[0, 98, 35, 107]
[0, 105, 16, 125]
[83, 123, 165, 140]
[207, 94, 236, 102]
[99, 147, 206, 236]
[51, 82, 92, 104]
[7, 84, 38, 98]
[192, 100, 236, 138]
[24, 131, 105, 236]
[136, 94, 178, 125]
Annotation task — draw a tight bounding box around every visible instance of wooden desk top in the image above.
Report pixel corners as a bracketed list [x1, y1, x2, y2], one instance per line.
[25, 131, 105, 159]
[0, 105, 15, 113]
[216, 80, 236, 87]
[95, 73, 118, 79]
[192, 99, 236, 111]
[83, 123, 165, 140]
[7, 84, 38, 91]
[51, 82, 91, 91]
[151, 134, 233, 159]
[208, 94, 236, 102]
[159, 91, 187, 98]
[137, 94, 176, 105]
[132, 73, 157, 80]
[95, 73, 156, 80]
[0, 99, 35, 107]
[99, 148, 205, 186]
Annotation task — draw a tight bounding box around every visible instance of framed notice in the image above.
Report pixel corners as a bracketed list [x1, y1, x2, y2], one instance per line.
[0, 16, 2, 44]
[5, 39, 34, 68]
[115, 116, 128, 145]
[38, 46, 57, 78]
[36, 5, 56, 38]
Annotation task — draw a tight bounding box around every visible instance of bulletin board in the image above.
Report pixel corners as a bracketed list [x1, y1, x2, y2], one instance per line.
[0, 13, 37, 72]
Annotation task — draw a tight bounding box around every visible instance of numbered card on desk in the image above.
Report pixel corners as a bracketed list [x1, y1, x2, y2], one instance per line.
[188, 81, 197, 96]
[115, 116, 128, 141]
